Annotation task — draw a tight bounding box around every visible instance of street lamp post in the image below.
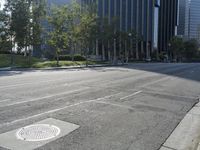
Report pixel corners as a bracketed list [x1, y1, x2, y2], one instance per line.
[113, 38, 117, 65]
[129, 32, 132, 51]
[168, 43, 171, 62]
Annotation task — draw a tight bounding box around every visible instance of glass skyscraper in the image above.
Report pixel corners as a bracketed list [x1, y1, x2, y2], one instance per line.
[177, 0, 189, 38]
[158, 0, 178, 53]
[93, 0, 158, 60]
[188, 0, 200, 42]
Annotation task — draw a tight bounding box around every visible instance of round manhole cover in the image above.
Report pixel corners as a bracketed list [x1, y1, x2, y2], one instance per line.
[16, 124, 61, 142]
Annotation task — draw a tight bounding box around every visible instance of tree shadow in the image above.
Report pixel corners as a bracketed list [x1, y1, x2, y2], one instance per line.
[121, 63, 200, 82]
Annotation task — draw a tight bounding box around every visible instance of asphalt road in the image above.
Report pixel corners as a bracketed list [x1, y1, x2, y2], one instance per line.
[0, 63, 200, 150]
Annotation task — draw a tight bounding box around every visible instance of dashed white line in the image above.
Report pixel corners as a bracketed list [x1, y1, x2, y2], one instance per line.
[120, 91, 142, 100]
[0, 87, 89, 108]
[94, 101, 134, 110]
[0, 99, 11, 103]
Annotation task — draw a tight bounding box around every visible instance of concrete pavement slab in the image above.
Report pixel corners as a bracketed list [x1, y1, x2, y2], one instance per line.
[0, 118, 79, 150]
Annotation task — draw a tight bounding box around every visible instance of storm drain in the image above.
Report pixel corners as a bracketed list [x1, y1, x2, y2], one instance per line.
[16, 124, 61, 142]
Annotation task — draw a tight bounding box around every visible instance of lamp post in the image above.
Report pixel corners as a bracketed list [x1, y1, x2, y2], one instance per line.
[113, 38, 117, 64]
[168, 43, 171, 62]
[127, 33, 132, 62]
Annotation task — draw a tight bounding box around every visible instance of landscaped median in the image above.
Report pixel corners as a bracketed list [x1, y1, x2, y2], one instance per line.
[0, 54, 109, 69]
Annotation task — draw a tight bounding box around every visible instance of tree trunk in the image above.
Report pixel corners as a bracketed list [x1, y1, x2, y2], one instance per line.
[28, 46, 31, 67]
[125, 40, 129, 63]
[56, 51, 59, 67]
[108, 41, 111, 61]
[10, 36, 13, 66]
[113, 39, 117, 65]
[102, 42, 105, 61]
[96, 39, 99, 58]
[136, 41, 139, 60]
[10, 41, 14, 66]
[86, 48, 89, 67]
[72, 44, 75, 61]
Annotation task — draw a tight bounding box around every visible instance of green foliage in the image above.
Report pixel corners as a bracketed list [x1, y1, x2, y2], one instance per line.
[169, 36, 184, 59]
[0, 10, 12, 53]
[3, 0, 46, 55]
[0, 54, 101, 68]
[0, 54, 41, 68]
[58, 55, 86, 61]
[58, 55, 72, 61]
[47, 5, 70, 65]
[74, 54, 86, 61]
[183, 39, 199, 59]
[78, 4, 98, 55]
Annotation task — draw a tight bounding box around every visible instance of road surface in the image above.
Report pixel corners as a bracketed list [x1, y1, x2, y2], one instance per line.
[0, 63, 200, 150]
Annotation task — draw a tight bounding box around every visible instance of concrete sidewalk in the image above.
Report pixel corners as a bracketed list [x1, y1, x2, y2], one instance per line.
[160, 97, 200, 150]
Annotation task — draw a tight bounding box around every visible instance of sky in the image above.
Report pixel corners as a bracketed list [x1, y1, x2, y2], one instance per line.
[0, 0, 5, 10]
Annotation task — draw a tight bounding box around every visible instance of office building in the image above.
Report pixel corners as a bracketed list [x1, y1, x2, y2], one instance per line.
[177, 0, 189, 38]
[188, 0, 200, 42]
[158, 0, 178, 53]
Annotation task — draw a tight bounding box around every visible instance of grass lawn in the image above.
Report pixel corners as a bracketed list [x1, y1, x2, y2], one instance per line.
[0, 54, 107, 68]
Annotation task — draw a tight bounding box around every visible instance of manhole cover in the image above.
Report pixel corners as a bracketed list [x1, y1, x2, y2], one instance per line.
[16, 124, 61, 142]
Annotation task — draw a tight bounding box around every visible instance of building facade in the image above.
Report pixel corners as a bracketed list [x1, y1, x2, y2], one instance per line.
[188, 0, 200, 42]
[158, 0, 178, 53]
[88, 0, 159, 60]
[36, 0, 179, 60]
[177, 0, 190, 38]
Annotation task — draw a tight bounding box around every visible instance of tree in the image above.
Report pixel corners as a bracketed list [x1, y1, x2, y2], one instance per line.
[0, 10, 12, 53]
[99, 17, 119, 62]
[48, 6, 69, 66]
[183, 39, 199, 60]
[78, 5, 98, 66]
[66, 0, 81, 61]
[3, 0, 46, 66]
[170, 36, 184, 61]
[28, 0, 46, 64]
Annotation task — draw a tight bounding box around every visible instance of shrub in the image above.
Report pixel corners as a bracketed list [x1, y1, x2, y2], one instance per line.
[58, 55, 72, 61]
[0, 51, 11, 54]
[58, 54, 86, 61]
[74, 54, 86, 61]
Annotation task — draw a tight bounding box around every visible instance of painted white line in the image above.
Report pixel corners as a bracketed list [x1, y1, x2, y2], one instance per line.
[94, 101, 134, 110]
[0, 87, 89, 108]
[0, 99, 11, 103]
[143, 91, 198, 100]
[0, 93, 120, 128]
[0, 78, 65, 90]
[140, 76, 170, 88]
[120, 91, 142, 100]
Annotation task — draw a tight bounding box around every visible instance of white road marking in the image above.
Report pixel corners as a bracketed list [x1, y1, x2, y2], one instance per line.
[0, 93, 120, 128]
[143, 91, 198, 100]
[94, 101, 134, 110]
[140, 76, 170, 88]
[0, 99, 11, 103]
[0, 87, 89, 108]
[120, 91, 142, 100]
[0, 78, 66, 90]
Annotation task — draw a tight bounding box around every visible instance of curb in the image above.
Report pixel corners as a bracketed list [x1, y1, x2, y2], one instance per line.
[0, 64, 127, 72]
[159, 97, 200, 150]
